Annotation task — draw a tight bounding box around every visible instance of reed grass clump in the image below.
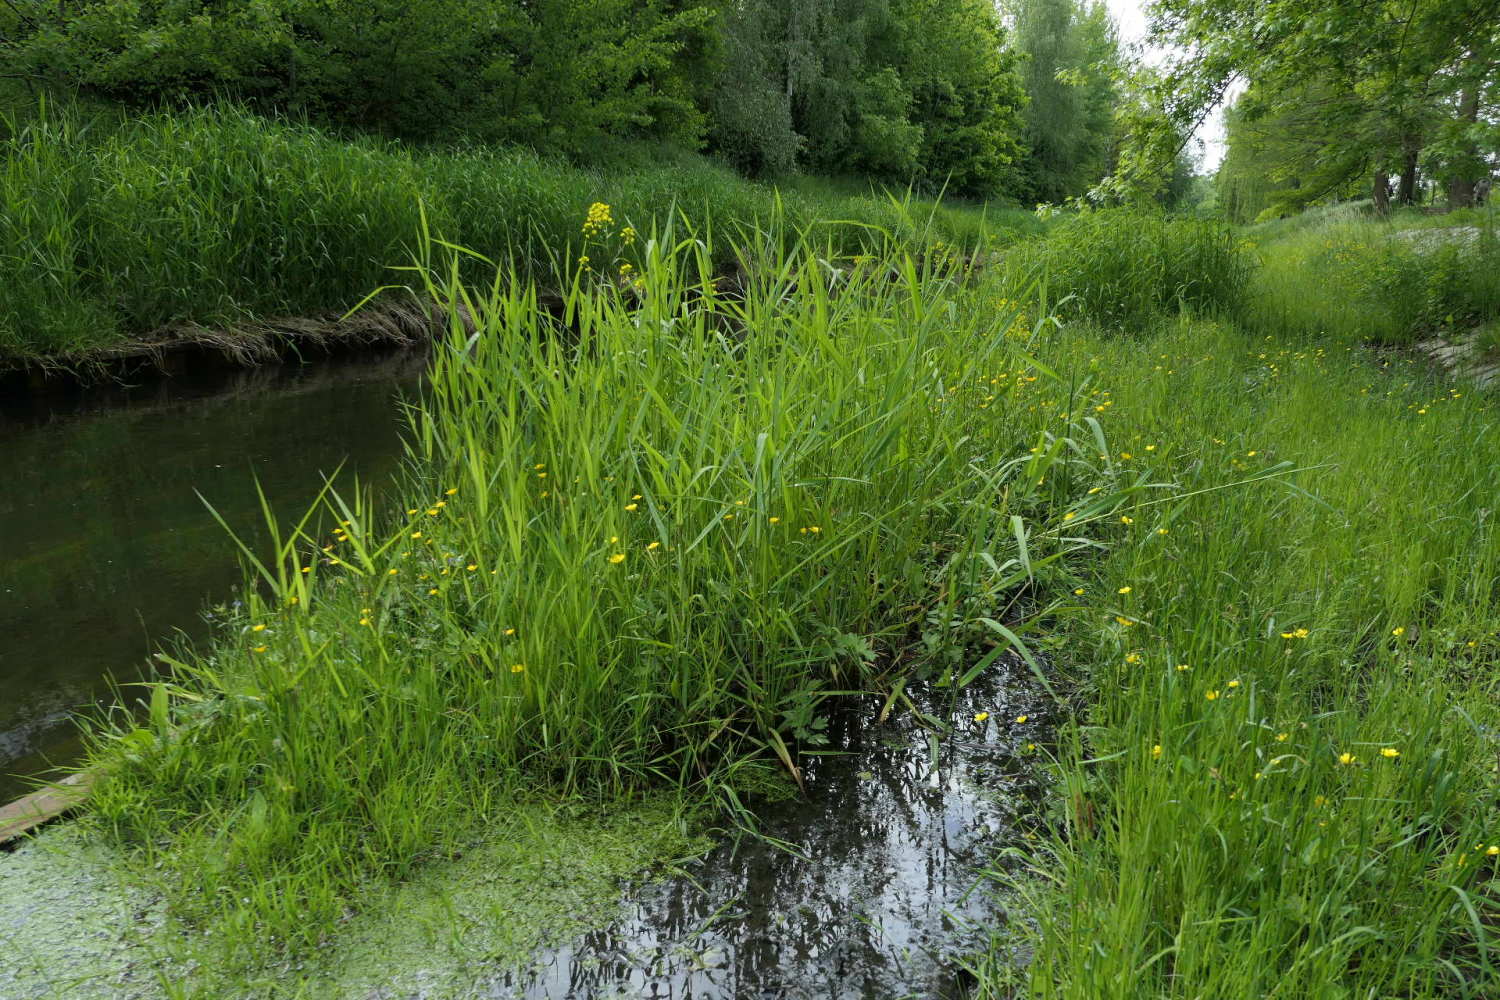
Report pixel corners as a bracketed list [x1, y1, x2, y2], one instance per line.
[80, 222, 1130, 964]
[1002, 210, 1250, 329]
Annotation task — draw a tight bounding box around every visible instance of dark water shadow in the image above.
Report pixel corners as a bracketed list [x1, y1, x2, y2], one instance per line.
[487, 663, 1048, 1000]
[0, 348, 425, 801]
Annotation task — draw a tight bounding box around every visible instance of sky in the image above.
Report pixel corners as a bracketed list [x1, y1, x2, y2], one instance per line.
[1102, 0, 1230, 170]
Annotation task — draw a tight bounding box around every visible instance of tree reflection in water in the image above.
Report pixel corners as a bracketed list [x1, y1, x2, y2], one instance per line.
[499, 661, 1049, 1000]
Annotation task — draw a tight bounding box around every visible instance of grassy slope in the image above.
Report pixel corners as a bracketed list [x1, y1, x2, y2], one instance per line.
[971, 211, 1500, 997]
[0, 101, 1038, 362]
[976, 317, 1500, 997]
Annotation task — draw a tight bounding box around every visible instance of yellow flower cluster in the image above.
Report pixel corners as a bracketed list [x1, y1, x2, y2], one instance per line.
[583, 201, 614, 239]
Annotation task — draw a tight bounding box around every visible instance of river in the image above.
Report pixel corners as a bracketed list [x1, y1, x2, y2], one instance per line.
[0, 349, 423, 802]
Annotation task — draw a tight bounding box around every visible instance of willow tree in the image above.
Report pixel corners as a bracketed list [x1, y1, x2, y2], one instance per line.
[1006, 0, 1121, 204]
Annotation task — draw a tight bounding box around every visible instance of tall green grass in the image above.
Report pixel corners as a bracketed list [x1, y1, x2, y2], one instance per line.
[80, 221, 1141, 975]
[972, 321, 1500, 997]
[66, 202, 1500, 997]
[1004, 211, 1251, 329]
[0, 102, 1035, 361]
[1245, 207, 1500, 345]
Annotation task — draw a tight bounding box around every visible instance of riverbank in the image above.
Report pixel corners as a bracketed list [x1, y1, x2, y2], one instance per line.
[0, 346, 424, 803]
[0, 102, 1038, 368]
[5, 206, 1500, 998]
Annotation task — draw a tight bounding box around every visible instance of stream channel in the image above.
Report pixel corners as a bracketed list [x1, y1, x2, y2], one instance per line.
[0, 349, 424, 803]
[494, 669, 1045, 1000]
[0, 351, 1044, 999]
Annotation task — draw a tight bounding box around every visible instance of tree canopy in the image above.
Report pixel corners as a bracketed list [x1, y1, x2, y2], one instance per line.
[1148, 0, 1500, 213]
[1, 0, 1154, 200]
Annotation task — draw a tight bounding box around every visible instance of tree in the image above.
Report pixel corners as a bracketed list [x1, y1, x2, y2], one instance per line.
[1006, 0, 1120, 203]
[1144, 0, 1500, 212]
[703, 0, 1027, 195]
[2, 1, 718, 151]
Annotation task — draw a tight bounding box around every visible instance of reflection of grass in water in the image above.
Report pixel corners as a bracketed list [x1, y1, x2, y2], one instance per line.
[0, 359, 418, 798]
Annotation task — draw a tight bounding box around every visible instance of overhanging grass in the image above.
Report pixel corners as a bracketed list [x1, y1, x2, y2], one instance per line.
[0, 102, 1036, 362]
[79, 222, 1134, 972]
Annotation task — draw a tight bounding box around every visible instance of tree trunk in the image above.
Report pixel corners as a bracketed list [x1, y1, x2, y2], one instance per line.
[1372, 168, 1390, 215]
[1397, 141, 1419, 206]
[1447, 79, 1482, 209]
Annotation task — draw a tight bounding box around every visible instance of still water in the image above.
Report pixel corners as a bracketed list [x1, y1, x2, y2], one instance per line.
[0, 350, 423, 802]
[497, 668, 1045, 1000]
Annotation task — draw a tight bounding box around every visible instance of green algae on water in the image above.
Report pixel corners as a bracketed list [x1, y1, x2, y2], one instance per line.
[0, 794, 708, 999]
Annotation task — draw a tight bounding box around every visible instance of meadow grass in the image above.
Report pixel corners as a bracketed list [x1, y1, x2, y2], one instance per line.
[0, 102, 1035, 362]
[971, 319, 1500, 997]
[61, 200, 1500, 997]
[1244, 202, 1500, 346]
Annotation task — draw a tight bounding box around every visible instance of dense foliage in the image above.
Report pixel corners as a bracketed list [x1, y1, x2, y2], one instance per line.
[0, 103, 1034, 359]
[1005, 0, 1119, 204]
[1146, 0, 1500, 218]
[0, 0, 1112, 198]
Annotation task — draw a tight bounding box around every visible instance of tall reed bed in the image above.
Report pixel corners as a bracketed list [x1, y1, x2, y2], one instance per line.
[81, 222, 1130, 968]
[0, 103, 1030, 360]
[973, 319, 1500, 997]
[1002, 211, 1251, 330]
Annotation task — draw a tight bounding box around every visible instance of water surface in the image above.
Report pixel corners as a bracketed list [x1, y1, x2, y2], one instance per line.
[494, 667, 1046, 1000]
[0, 351, 423, 801]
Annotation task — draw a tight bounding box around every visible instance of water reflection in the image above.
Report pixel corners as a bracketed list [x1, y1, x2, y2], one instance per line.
[0, 349, 424, 800]
[497, 667, 1046, 1000]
